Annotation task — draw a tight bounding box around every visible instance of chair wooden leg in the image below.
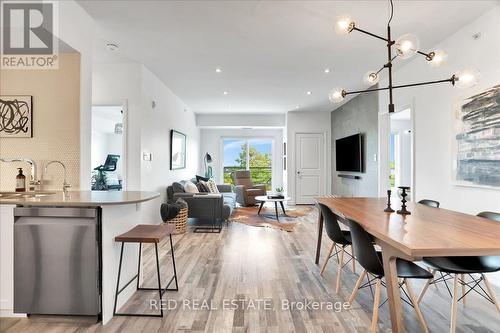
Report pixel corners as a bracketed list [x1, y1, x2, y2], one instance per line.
[450, 274, 460, 333]
[482, 274, 500, 313]
[404, 279, 429, 333]
[350, 245, 356, 273]
[335, 246, 345, 294]
[371, 278, 382, 333]
[460, 274, 466, 306]
[320, 242, 335, 276]
[417, 269, 436, 304]
[348, 269, 367, 305]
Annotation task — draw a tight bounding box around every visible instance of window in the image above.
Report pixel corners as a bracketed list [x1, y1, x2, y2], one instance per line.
[223, 138, 273, 190]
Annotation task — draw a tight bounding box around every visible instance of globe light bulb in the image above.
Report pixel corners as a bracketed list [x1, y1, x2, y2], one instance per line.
[454, 69, 480, 88]
[427, 50, 448, 67]
[363, 71, 379, 86]
[395, 34, 420, 59]
[329, 88, 346, 103]
[335, 15, 355, 35]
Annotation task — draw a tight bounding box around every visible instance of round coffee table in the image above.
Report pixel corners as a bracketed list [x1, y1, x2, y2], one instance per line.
[255, 195, 291, 221]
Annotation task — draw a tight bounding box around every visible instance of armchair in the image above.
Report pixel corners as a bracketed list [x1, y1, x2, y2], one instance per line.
[232, 170, 267, 206]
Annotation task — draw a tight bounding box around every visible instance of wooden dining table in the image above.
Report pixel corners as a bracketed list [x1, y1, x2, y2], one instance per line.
[315, 197, 500, 333]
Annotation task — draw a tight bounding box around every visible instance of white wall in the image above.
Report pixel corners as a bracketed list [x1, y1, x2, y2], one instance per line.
[56, 0, 95, 189]
[378, 6, 500, 214]
[92, 62, 200, 222]
[286, 111, 331, 204]
[200, 128, 284, 190]
[196, 113, 286, 128]
[92, 63, 143, 190]
[139, 66, 200, 223]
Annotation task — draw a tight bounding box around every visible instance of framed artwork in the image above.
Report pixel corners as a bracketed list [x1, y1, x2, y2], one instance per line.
[452, 84, 500, 189]
[0, 95, 33, 138]
[170, 130, 186, 170]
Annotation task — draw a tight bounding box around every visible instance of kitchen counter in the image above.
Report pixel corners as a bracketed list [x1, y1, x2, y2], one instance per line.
[0, 190, 160, 206]
[0, 190, 163, 324]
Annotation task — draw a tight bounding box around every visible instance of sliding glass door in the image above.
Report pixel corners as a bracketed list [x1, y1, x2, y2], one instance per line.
[223, 138, 273, 190]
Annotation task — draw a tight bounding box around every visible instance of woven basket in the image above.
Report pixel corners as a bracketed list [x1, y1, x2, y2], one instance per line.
[167, 207, 188, 234]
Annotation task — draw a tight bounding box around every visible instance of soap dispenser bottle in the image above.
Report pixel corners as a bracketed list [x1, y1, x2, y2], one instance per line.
[16, 168, 26, 192]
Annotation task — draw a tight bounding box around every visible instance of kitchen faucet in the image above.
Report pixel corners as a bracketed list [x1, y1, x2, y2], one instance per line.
[45, 160, 71, 193]
[0, 157, 40, 191]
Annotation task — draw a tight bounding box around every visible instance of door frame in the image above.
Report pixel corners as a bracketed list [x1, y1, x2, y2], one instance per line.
[293, 132, 328, 205]
[385, 103, 416, 199]
[91, 100, 128, 191]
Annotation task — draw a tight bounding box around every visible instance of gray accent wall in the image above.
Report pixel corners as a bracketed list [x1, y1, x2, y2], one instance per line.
[331, 91, 379, 197]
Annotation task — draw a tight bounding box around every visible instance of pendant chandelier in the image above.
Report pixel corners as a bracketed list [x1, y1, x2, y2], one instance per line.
[328, 0, 479, 113]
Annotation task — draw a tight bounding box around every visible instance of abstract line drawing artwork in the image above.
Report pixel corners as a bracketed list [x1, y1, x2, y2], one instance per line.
[453, 85, 500, 188]
[0, 96, 33, 138]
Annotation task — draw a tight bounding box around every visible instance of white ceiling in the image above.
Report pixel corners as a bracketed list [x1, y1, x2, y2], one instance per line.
[78, 0, 497, 114]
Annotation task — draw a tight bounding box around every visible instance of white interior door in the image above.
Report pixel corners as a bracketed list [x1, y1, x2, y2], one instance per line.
[295, 133, 325, 204]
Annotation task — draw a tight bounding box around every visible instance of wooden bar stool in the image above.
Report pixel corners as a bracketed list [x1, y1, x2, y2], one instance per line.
[113, 224, 178, 317]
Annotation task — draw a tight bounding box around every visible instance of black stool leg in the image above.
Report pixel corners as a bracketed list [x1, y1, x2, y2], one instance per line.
[154, 243, 164, 317]
[170, 234, 179, 290]
[136, 242, 142, 289]
[113, 242, 125, 316]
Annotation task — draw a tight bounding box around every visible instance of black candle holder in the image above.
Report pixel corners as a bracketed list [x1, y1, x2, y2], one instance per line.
[384, 189, 395, 212]
[397, 186, 411, 215]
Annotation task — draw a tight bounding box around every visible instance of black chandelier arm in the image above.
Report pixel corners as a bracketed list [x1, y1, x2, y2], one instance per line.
[392, 76, 455, 89]
[344, 86, 390, 96]
[343, 75, 456, 96]
[416, 50, 436, 61]
[351, 26, 393, 44]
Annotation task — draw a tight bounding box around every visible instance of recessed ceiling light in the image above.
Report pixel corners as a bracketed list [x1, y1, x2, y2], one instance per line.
[324, 68, 331, 73]
[295, 105, 300, 109]
[106, 43, 119, 51]
[223, 91, 228, 95]
[306, 91, 312, 95]
[215, 68, 222, 73]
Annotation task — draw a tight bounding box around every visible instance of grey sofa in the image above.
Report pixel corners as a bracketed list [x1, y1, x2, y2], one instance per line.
[166, 181, 236, 221]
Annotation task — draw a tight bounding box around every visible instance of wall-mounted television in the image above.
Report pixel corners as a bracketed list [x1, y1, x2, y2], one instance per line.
[336, 133, 363, 172]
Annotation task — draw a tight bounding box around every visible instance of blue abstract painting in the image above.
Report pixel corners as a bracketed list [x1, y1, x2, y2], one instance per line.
[453, 84, 500, 188]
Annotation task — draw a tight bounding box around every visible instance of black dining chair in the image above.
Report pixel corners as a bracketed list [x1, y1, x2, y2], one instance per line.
[347, 219, 431, 333]
[417, 211, 500, 333]
[418, 199, 440, 208]
[318, 203, 356, 294]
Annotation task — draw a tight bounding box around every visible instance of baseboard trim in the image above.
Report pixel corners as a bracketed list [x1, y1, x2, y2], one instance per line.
[0, 309, 27, 318]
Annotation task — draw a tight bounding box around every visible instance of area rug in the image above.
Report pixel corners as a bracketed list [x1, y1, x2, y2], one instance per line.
[231, 205, 313, 232]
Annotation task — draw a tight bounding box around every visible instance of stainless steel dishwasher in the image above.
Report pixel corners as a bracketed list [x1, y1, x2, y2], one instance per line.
[14, 207, 101, 317]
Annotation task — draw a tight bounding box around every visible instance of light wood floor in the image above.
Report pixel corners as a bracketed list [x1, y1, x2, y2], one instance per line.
[1, 207, 499, 333]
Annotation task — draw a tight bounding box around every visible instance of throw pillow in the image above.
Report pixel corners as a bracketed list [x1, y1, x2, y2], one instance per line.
[196, 180, 210, 192]
[172, 182, 185, 193]
[184, 180, 199, 193]
[206, 179, 219, 194]
[196, 175, 210, 182]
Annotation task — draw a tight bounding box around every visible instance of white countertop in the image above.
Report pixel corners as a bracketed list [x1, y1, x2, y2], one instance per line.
[0, 191, 160, 206]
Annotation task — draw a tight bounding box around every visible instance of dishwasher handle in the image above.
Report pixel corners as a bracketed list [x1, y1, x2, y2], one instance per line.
[14, 207, 97, 218]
